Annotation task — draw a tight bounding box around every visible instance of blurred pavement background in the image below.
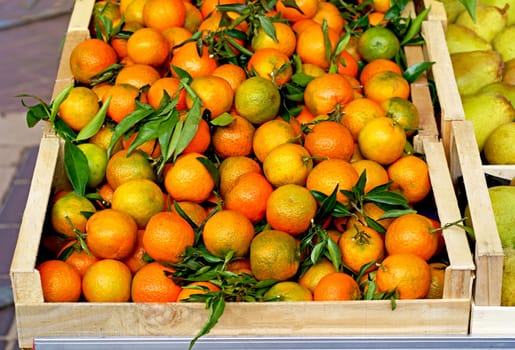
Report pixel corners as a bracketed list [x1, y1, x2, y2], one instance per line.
[0, 1, 73, 349]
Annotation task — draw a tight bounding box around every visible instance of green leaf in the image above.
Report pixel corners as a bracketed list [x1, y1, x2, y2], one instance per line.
[459, 0, 477, 22]
[326, 238, 342, 271]
[197, 156, 220, 190]
[175, 98, 202, 156]
[49, 85, 73, 124]
[403, 61, 434, 84]
[364, 191, 409, 207]
[64, 140, 89, 197]
[310, 241, 325, 264]
[54, 117, 78, 142]
[257, 15, 278, 41]
[76, 96, 110, 141]
[291, 72, 314, 86]
[364, 216, 387, 234]
[400, 6, 430, 46]
[211, 113, 235, 126]
[25, 103, 50, 128]
[189, 295, 226, 350]
[379, 208, 416, 219]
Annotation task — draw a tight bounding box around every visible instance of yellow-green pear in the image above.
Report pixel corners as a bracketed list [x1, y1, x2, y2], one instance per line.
[480, 0, 515, 25]
[440, 0, 467, 23]
[451, 50, 503, 96]
[493, 25, 515, 62]
[462, 92, 515, 150]
[479, 81, 515, 107]
[455, 5, 507, 41]
[484, 122, 515, 164]
[503, 58, 515, 84]
[502, 248, 515, 306]
[446, 24, 493, 54]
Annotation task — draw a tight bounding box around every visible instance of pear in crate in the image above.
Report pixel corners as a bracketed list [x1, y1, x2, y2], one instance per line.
[493, 25, 515, 62]
[479, 81, 515, 107]
[446, 24, 492, 54]
[455, 5, 507, 42]
[480, 0, 515, 25]
[462, 92, 515, 150]
[439, 0, 467, 23]
[451, 50, 503, 96]
[502, 248, 515, 306]
[504, 58, 515, 84]
[484, 122, 515, 164]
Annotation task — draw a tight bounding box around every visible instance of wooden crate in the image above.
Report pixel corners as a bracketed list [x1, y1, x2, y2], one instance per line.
[448, 121, 515, 334]
[9, 1, 474, 348]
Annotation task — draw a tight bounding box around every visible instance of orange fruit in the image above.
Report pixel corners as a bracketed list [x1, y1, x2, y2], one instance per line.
[212, 63, 247, 92]
[385, 213, 438, 261]
[234, 76, 281, 124]
[250, 229, 300, 281]
[51, 192, 96, 238]
[247, 48, 293, 86]
[77, 143, 108, 188]
[381, 97, 420, 137]
[177, 281, 221, 301]
[357, 116, 406, 165]
[350, 159, 390, 193]
[306, 158, 359, 205]
[387, 155, 431, 203]
[82, 259, 132, 302]
[181, 118, 211, 155]
[36, 259, 82, 302]
[224, 172, 274, 223]
[303, 120, 355, 162]
[252, 118, 297, 163]
[92, 1, 122, 40]
[111, 178, 165, 228]
[364, 70, 410, 103]
[276, 0, 319, 22]
[357, 26, 400, 62]
[86, 208, 138, 260]
[142, 0, 186, 30]
[251, 21, 297, 57]
[373, 0, 391, 13]
[266, 184, 317, 235]
[131, 261, 182, 302]
[92, 82, 114, 101]
[202, 209, 255, 258]
[218, 156, 262, 197]
[262, 143, 314, 187]
[304, 73, 354, 116]
[127, 27, 170, 66]
[298, 258, 337, 292]
[263, 281, 313, 301]
[106, 149, 156, 190]
[291, 18, 318, 35]
[147, 76, 187, 110]
[115, 63, 161, 89]
[295, 23, 339, 69]
[339, 225, 385, 274]
[170, 42, 218, 79]
[341, 97, 385, 141]
[369, 11, 387, 26]
[427, 262, 446, 299]
[124, 0, 149, 26]
[186, 75, 234, 118]
[301, 63, 326, 78]
[200, 0, 246, 17]
[336, 50, 359, 78]
[164, 152, 215, 203]
[183, 1, 203, 33]
[359, 58, 403, 86]
[123, 229, 148, 274]
[295, 105, 316, 125]
[312, 1, 345, 34]
[102, 83, 140, 123]
[89, 125, 123, 153]
[69, 38, 118, 85]
[162, 26, 193, 53]
[58, 240, 99, 277]
[143, 211, 195, 263]
[58, 87, 100, 131]
[376, 253, 431, 299]
[171, 200, 208, 227]
[313, 272, 361, 301]
[211, 114, 255, 158]
[122, 132, 162, 158]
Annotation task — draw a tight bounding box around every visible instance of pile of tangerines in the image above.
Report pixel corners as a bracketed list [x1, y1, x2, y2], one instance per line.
[32, 0, 447, 326]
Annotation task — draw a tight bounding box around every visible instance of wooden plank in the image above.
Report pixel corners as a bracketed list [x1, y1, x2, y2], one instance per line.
[14, 299, 471, 349]
[422, 139, 474, 299]
[421, 21, 465, 157]
[450, 121, 504, 306]
[482, 165, 515, 182]
[470, 303, 515, 334]
[67, 0, 96, 32]
[9, 137, 61, 304]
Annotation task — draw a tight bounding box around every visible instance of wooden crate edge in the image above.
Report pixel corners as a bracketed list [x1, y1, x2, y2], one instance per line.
[449, 120, 504, 306]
